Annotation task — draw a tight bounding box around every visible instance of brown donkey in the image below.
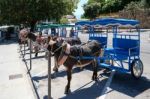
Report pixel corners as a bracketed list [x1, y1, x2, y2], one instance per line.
[50, 40, 102, 94]
[47, 36, 81, 73]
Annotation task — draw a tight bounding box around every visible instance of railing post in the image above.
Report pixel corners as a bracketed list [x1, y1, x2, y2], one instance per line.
[23, 41, 25, 57]
[29, 39, 32, 71]
[48, 51, 51, 99]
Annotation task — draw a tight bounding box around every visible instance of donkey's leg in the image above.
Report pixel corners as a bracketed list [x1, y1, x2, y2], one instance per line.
[92, 59, 98, 81]
[53, 57, 59, 72]
[35, 52, 38, 57]
[34, 46, 38, 57]
[65, 67, 72, 94]
[45, 51, 47, 59]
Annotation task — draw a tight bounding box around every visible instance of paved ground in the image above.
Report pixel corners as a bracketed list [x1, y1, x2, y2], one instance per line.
[0, 40, 36, 99]
[23, 46, 110, 99]
[21, 30, 150, 99]
[1, 29, 150, 99]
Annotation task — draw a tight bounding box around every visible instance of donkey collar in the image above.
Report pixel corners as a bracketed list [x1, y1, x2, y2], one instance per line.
[58, 43, 71, 65]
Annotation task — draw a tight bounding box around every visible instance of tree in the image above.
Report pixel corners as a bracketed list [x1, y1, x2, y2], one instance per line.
[141, 0, 150, 8]
[83, 2, 102, 20]
[83, 0, 141, 16]
[124, 1, 141, 19]
[60, 17, 69, 24]
[102, 0, 122, 13]
[119, 1, 150, 28]
[88, 0, 105, 4]
[0, 0, 79, 31]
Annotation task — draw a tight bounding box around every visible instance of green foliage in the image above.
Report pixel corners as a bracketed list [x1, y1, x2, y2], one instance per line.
[123, 1, 141, 19]
[102, 0, 122, 13]
[124, 1, 141, 11]
[0, 0, 79, 30]
[141, 0, 150, 8]
[60, 17, 69, 24]
[88, 0, 105, 4]
[83, 0, 142, 18]
[119, 1, 150, 28]
[83, 2, 102, 19]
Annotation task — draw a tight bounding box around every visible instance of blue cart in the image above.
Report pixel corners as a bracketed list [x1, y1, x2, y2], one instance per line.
[91, 18, 143, 79]
[75, 18, 143, 79]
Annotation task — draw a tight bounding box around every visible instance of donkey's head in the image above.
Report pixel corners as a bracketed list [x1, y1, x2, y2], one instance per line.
[27, 32, 37, 41]
[47, 36, 63, 53]
[19, 28, 29, 42]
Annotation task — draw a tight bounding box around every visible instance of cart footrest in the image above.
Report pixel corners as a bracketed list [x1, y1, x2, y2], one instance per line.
[99, 63, 130, 73]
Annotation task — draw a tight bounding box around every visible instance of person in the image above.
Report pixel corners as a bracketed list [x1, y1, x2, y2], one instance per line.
[61, 28, 66, 37]
[70, 28, 74, 37]
[51, 28, 56, 36]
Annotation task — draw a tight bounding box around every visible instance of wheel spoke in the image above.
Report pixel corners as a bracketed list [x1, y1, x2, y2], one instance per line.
[135, 70, 139, 76]
[132, 60, 143, 77]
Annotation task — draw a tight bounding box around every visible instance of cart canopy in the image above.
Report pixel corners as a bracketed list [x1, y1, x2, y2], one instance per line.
[92, 18, 140, 27]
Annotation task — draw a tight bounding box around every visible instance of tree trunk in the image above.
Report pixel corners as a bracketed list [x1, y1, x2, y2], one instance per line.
[30, 20, 37, 32]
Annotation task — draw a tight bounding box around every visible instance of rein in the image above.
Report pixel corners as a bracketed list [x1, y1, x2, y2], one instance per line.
[50, 42, 64, 56]
[51, 37, 64, 54]
[53, 45, 63, 53]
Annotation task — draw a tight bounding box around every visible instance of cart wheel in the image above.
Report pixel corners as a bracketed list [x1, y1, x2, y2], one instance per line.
[131, 59, 143, 79]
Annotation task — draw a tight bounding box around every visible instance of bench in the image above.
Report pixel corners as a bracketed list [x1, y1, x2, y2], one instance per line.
[104, 38, 140, 60]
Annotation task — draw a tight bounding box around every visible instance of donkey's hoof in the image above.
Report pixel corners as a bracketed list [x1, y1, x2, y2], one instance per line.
[94, 78, 98, 82]
[64, 86, 71, 94]
[92, 76, 95, 81]
[92, 77, 94, 81]
[22, 58, 25, 61]
[35, 53, 38, 57]
[53, 68, 58, 72]
[64, 89, 71, 94]
[92, 76, 98, 81]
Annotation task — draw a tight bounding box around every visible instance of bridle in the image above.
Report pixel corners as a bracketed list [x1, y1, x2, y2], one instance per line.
[58, 43, 71, 65]
[49, 40, 64, 56]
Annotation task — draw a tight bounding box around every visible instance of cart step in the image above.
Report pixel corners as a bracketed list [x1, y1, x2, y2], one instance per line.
[99, 63, 130, 73]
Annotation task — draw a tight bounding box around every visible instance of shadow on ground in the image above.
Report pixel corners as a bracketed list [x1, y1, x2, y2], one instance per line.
[109, 72, 150, 97]
[43, 77, 108, 99]
[0, 40, 17, 45]
[32, 65, 104, 83]
[25, 55, 46, 60]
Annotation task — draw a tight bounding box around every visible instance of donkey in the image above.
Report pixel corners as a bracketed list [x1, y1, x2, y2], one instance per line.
[18, 28, 29, 49]
[47, 36, 81, 73]
[48, 40, 101, 94]
[27, 32, 50, 57]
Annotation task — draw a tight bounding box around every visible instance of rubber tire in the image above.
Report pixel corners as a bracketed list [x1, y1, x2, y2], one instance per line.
[131, 59, 143, 79]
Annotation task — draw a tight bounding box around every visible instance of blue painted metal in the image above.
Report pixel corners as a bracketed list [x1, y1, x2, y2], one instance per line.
[75, 18, 141, 74]
[75, 20, 92, 37]
[75, 21, 92, 26]
[92, 18, 140, 26]
[89, 26, 108, 48]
